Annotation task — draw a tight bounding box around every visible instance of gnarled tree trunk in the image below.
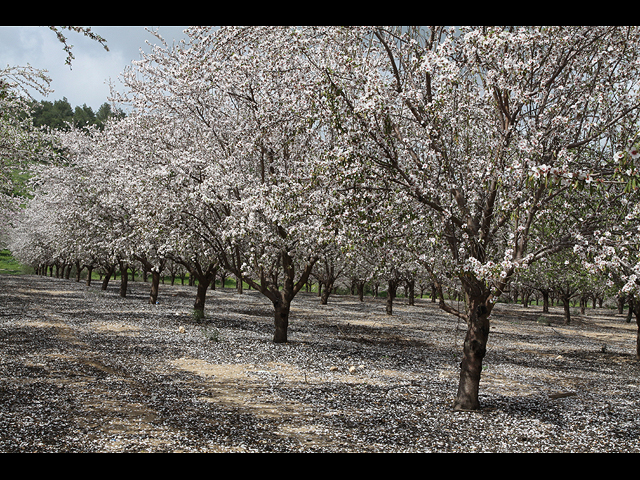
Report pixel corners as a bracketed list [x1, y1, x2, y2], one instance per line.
[273, 295, 292, 344]
[191, 266, 217, 320]
[446, 274, 494, 412]
[101, 265, 115, 291]
[74, 260, 84, 283]
[272, 249, 316, 343]
[193, 278, 209, 319]
[224, 248, 318, 344]
[406, 279, 415, 306]
[119, 261, 129, 298]
[453, 296, 491, 412]
[136, 257, 166, 305]
[320, 279, 335, 305]
[149, 270, 161, 305]
[386, 278, 398, 315]
[356, 280, 365, 302]
[562, 296, 572, 325]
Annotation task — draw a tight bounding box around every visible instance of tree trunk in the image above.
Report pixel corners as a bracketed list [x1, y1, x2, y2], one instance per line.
[542, 291, 550, 313]
[272, 250, 317, 343]
[627, 297, 635, 324]
[234, 247, 243, 294]
[386, 279, 398, 315]
[101, 265, 115, 291]
[210, 266, 217, 290]
[223, 246, 317, 344]
[119, 262, 129, 298]
[563, 296, 571, 325]
[86, 266, 93, 286]
[74, 261, 83, 282]
[618, 294, 626, 314]
[149, 270, 161, 305]
[273, 296, 291, 344]
[136, 257, 166, 305]
[193, 275, 212, 320]
[453, 297, 491, 412]
[320, 280, 334, 305]
[406, 279, 415, 306]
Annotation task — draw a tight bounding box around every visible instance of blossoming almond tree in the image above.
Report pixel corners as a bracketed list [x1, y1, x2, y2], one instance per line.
[102, 111, 223, 312]
[112, 27, 332, 341]
[202, 27, 333, 342]
[0, 66, 54, 246]
[298, 26, 640, 410]
[576, 132, 640, 359]
[2, 27, 109, 248]
[22, 125, 132, 290]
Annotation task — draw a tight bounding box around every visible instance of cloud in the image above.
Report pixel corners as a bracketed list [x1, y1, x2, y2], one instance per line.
[46, 41, 127, 111]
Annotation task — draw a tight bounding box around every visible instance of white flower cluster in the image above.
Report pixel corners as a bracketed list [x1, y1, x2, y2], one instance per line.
[615, 143, 640, 162]
[461, 249, 528, 287]
[529, 165, 593, 185]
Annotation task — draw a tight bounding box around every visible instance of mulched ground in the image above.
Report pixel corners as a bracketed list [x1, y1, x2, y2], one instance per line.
[1, 274, 639, 452]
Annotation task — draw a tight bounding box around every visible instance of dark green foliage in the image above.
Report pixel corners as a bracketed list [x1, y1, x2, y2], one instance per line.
[31, 98, 73, 130]
[30, 98, 124, 131]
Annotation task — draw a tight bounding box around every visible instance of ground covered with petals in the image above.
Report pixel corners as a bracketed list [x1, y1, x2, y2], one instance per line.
[1, 274, 639, 452]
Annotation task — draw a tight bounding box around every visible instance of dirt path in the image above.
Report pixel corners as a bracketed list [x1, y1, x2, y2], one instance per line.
[2, 274, 640, 452]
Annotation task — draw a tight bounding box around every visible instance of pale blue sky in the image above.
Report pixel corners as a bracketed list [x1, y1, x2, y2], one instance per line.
[0, 26, 190, 111]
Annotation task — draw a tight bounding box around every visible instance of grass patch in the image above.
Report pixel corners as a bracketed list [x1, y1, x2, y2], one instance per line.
[0, 250, 30, 275]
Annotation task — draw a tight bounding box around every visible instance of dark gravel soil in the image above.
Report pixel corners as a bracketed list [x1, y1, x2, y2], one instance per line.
[1, 274, 640, 452]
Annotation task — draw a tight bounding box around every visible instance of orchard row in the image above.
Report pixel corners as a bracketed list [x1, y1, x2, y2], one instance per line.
[5, 27, 640, 411]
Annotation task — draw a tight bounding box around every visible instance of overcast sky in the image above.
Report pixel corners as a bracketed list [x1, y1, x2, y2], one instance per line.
[0, 26, 190, 111]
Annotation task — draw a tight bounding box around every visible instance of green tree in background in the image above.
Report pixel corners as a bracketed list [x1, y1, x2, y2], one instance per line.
[31, 98, 124, 131]
[31, 98, 73, 130]
[73, 104, 96, 128]
[95, 102, 121, 128]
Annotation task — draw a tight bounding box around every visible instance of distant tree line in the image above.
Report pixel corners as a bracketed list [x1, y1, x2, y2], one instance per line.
[29, 98, 125, 131]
